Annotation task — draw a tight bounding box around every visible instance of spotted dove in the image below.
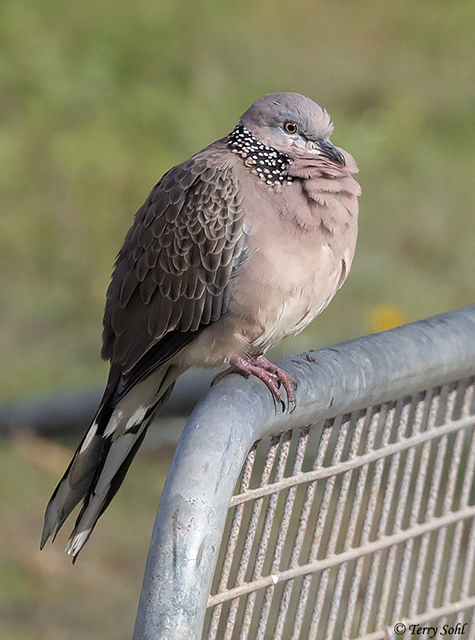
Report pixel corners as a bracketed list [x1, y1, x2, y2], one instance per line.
[41, 93, 361, 559]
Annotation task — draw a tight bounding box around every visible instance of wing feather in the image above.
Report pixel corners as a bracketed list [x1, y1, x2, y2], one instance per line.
[102, 143, 246, 381]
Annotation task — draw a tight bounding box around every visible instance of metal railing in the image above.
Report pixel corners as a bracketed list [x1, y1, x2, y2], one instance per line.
[133, 306, 475, 640]
[0, 369, 215, 439]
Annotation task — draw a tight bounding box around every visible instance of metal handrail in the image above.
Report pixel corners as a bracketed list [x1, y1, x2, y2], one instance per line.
[132, 305, 475, 640]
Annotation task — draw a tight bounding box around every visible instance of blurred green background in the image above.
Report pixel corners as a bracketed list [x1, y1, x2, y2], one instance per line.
[1, 0, 475, 638]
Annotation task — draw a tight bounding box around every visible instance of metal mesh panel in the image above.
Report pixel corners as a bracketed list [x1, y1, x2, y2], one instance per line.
[203, 377, 475, 640]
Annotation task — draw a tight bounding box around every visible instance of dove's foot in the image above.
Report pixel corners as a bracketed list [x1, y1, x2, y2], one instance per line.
[212, 355, 296, 410]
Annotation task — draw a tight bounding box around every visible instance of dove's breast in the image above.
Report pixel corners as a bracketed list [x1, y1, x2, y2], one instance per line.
[177, 176, 357, 367]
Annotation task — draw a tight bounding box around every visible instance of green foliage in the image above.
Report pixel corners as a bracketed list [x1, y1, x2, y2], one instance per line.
[2, 2, 475, 636]
[2, 0, 475, 399]
[0, 435, 172, 640]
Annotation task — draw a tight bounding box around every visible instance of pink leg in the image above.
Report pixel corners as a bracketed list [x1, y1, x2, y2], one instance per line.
[212, 355, 297, 410]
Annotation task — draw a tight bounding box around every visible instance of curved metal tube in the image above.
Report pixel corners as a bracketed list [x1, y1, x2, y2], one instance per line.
[133, 305, 475, 639]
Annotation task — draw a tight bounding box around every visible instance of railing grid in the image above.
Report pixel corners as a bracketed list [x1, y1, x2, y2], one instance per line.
[204, 377, 475, 639]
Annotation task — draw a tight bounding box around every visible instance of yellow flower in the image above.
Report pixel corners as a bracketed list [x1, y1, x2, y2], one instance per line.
[368, 305, 406, 333]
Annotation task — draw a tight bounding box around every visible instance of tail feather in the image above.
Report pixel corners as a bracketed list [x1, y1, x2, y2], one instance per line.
[40, 423, 105, 548]
[41, 364, 181, 558]
[66, 424, 150, 560]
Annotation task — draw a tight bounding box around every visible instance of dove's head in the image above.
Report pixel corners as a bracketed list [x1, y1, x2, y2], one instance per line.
[239, 92, 345, 166]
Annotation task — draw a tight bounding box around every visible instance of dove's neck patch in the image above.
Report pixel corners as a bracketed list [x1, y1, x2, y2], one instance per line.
[228, 124, 294, 186]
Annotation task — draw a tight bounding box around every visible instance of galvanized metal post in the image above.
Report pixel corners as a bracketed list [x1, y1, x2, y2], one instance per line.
[133, 306, 475, 639]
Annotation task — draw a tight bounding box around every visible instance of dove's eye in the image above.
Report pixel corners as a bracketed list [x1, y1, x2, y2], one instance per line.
[283, 121, 298, 134]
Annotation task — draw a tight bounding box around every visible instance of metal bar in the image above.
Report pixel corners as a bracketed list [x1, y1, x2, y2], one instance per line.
[311, 412, 367, 640]
[204, 380, 475, 637]
[460, 518, 475, 599]
[391, 393, 428, 621]
[223, 436, 281, 639]
[229, 411, 475, 507]
[133, 305, 475, 639]
[408, 391, 442, 616]
[423, 386, 454, 611]
[468, 613, 475, 640]
[375, 400, 414, 627]
[207, 502, 475, 606]
[239, 431, 293, 639]
[340, 407, 384, 638]
[353, 593, 475, 640]
[282, 422, 333, 640]
[292, 415, 350, 639]
[357, 403, 398, 634]
[255, 428, 310, 640]
[0, 369, 217, 438]
[207, 444, 258, 639]
[430, 384, 467, 625]
[452, 384, 475, 630]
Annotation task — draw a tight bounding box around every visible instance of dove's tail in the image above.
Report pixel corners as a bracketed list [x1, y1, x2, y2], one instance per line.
[41, 364, 182, 561]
